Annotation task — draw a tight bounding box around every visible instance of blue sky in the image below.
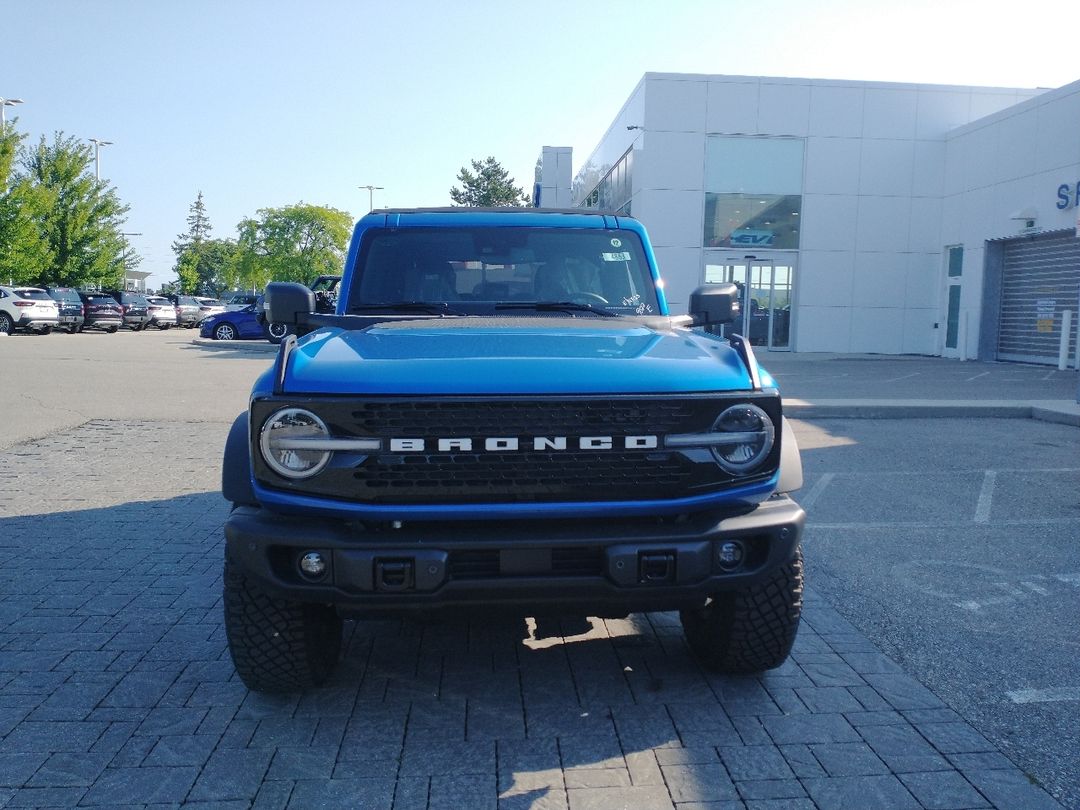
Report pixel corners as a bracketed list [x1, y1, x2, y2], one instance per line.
[6, 0, 1077, 290]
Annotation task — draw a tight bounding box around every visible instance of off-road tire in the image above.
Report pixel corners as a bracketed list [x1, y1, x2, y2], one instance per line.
[680, 544, 803, 673]
[223, 558, 342, 692]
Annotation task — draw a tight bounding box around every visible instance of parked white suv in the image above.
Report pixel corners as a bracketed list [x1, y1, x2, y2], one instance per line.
[0, 286, 60, 335]
[145, 295, 179, 329]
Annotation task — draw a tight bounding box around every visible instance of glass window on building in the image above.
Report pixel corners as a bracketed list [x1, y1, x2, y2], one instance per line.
[703, 136, 804, 250]
[947, 245, 963, 277]
[577, 148, 633, 212]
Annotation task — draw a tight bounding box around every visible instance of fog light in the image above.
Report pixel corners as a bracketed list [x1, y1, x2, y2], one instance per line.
[299, 551, 327, 579]
[717, 541, 744, 571]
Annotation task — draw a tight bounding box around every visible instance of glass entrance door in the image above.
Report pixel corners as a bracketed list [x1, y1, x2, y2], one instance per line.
[704, 256, 794, 350]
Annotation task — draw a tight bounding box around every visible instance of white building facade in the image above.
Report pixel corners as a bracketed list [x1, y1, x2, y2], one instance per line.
[559, 73, 1080, 363]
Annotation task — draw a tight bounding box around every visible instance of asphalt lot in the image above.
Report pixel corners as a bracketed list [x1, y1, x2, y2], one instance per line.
[0, 329, 1077, 809]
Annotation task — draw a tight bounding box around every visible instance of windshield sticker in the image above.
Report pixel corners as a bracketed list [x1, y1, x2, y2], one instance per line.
[602, 251, 632, 262]
[610, 238, 622, 248]
[622, 293, 654, 315]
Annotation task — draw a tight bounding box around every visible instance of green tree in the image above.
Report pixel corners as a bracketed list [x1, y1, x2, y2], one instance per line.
[0, 120, 24, 191]
[172, 191, 220, 293]
[449, 156, 531, 207]
[234, 203, 352, 287]
[12, 133, 132, 288]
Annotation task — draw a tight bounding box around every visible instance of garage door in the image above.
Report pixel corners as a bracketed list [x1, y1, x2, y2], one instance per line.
[997, 230, 1080, 364]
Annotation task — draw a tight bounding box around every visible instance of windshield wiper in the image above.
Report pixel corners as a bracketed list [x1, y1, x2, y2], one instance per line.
[349, 301, 465, 315]
[495, 301, 617, 317]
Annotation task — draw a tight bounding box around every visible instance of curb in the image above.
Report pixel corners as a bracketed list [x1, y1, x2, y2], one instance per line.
[192, 337, 278, 353]
[786, 400, 1080, 427]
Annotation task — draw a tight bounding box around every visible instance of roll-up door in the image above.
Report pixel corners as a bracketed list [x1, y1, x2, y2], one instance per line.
[997, 230, 1080, 364]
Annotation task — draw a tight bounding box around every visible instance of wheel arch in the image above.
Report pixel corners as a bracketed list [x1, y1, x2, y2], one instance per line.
[222, 412, 258, 507]
[777, 416, 803, 494]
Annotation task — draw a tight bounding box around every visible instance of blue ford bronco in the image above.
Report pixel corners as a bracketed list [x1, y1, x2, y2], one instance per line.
[222, 207, 805, 692]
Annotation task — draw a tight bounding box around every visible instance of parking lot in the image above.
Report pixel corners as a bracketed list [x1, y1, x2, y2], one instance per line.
[0, 330, 1077, 809]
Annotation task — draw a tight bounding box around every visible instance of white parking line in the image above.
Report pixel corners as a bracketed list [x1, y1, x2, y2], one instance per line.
[799, 472, 834, 511]
[974, 470, 996, 523]
[1007, 687, 1080, 704]
[964, 371, 990, 382]
[882, 372, 921, 383]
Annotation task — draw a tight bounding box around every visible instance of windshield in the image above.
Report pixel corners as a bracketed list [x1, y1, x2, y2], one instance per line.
[349, 227, 659, 316]
[48, 288, 81, 303]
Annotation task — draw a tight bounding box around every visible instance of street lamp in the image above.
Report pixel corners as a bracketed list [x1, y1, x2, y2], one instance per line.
[0, 97, 24, 130]
[358, 184, 384, 212]
[88, 138, 113, 181]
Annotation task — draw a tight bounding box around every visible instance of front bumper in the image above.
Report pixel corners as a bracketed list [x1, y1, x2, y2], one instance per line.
[225, 495, 804, 616]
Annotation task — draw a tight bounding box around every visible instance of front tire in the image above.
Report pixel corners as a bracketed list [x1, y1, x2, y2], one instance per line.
[0, 313, 12, 334]
[681, 545, 803, 673]
[214, 323, 237, 340]
[223, 559, 342, 692]
[264, 321, 291, 344]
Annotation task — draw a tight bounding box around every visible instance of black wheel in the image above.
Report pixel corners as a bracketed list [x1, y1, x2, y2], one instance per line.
[0, 312, 11, 334]
[214, 322, 237, 341]
[107, 325, 118, 333]
[264, 321, 292, 344]
[39, 325, 53, 335]
[157, 323, 170, 330]
[223, 558, 342, 692]
[680, 545, 803, 673]
[66, 324, 78, 334]
[77, 325, 85, 333]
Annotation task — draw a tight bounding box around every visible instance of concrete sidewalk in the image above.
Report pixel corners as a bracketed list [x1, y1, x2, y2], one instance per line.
[759, 352, 1080, 427]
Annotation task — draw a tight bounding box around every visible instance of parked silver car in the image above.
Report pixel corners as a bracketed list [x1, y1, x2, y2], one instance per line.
[194, 297, 226, 324]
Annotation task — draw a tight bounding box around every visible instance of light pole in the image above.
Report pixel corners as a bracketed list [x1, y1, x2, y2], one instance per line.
[0, 97, 24, 130]
[358, 184, 384, 212]
[88, 138, 113, 181]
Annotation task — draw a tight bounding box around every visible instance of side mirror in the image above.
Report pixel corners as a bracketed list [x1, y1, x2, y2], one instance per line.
[689, 283, 741, 326]
[264, 282, 315, 325]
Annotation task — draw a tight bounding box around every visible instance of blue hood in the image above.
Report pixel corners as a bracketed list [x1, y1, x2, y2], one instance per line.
[281, 318, 758, 395]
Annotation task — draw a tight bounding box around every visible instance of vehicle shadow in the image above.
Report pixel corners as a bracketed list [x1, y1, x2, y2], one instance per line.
[0, 491, 835, 808]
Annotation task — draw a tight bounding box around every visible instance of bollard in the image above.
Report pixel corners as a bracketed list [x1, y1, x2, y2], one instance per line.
[1060, 310, 1073, 371]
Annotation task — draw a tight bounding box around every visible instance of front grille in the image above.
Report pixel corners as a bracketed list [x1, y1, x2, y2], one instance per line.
[252, 395, 782, 506]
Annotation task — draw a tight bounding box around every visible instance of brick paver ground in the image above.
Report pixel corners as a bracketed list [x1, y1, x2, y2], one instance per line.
[0, 420, 1064, 809]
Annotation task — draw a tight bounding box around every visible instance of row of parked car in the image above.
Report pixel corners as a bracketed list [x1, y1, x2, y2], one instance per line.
[0, 286, 247, 335]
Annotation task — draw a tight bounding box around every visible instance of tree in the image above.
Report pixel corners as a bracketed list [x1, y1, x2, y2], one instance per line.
[449, 156, 530, 207]
[7, 132, 132, 289]
[234, 203, 352, 289]
[172, 192, 219, 294]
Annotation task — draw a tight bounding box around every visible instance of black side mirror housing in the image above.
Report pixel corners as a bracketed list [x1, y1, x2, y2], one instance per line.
[689, 283, 741, 326]
[265, 282, 315, 325]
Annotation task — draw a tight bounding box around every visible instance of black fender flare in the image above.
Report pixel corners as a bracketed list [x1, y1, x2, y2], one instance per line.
[222, 412, 258, 507]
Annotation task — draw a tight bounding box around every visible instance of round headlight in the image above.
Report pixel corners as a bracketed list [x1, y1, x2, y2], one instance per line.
[711, 404, 775, 474]
[259, 408, 332, 479]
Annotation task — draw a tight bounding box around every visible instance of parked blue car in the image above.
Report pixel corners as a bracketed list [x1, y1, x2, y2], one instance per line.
[199, 303, 266, 341]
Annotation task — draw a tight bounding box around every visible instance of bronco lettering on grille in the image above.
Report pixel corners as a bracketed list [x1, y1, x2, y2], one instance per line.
[387, 436, 659, 453]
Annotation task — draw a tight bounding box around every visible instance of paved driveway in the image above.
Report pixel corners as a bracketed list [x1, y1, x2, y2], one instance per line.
[0, 332, 1071, 809]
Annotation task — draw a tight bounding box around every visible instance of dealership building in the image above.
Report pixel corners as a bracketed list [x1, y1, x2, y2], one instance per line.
[537, 73, 1080, 364]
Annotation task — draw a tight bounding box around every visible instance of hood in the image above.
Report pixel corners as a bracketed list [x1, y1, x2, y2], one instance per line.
[282, 318, 757, 395]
